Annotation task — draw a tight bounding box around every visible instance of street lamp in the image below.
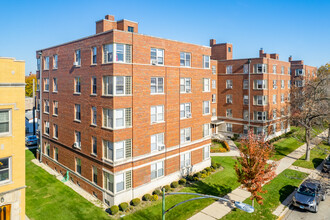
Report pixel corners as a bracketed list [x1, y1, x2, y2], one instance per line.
[162, 188, 254, 220]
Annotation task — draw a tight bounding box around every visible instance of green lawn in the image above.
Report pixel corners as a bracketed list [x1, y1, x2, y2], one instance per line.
[25, 149, 111, 220]
[222, 169, 309, 220]
[122, 157, 239, 220]
[292, 142, 330, 169]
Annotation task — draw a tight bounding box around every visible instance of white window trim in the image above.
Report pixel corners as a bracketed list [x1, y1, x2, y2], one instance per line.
[203, 145, 210, 160]
[0, 157, 12, 185]
[151, 105, 165, 124]
[180, 52, 191, 67]
[103, 76, 131, 96]
[180, 103, 191, 119]
[180, 128, 191, 144]
[203, 123, 211, 137]
[203, 101, 210, 115]
[203, 55, 210, 69]
[150, 48, 164, 66]
[151, 161, 164, 180]
[151, 133, 165, 152]
[103, 108, 131, 130]
[180, 78, 191, 93]
[103, 43, 131, 64]
[150, 77, 164, 95]
[53, 55, 58, 69]
[180, 152, 191, 168]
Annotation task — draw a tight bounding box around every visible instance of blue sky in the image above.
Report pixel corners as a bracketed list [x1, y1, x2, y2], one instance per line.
[0, 0, 329, 75]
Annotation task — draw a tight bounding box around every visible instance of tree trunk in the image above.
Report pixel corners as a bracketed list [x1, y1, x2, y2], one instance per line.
[252, 198, 254, 207]
[305, 128, 311, 161]
[328, 123, 330, 145]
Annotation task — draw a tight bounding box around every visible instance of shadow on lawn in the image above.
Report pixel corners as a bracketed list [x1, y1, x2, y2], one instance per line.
[279, 185, 296, 203]
[188, 180, 233, 197]
[312, 158, 324, 168]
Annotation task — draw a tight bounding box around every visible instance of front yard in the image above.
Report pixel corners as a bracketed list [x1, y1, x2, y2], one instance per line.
[293, 142, 330, 169]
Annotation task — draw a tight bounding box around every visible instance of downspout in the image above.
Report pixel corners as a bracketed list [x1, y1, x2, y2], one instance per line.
[38, 51, 43, 162]
[248, 59, 251, 131]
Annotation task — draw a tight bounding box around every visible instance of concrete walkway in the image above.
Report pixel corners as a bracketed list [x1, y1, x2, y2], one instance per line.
[189, 129, 328, 220]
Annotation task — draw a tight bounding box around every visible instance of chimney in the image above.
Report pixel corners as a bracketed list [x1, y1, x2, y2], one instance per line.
[259, 48, 264, 58]
[270, 53, 279, 60]
[210, 39, 216, 47]
[288, 56, 292, 62]
[105, 15, 115, 21]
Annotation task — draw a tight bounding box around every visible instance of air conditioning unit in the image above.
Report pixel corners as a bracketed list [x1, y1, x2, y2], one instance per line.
[158, 145, 165, 151]
[151, 60, 157, 65]
[186, 112, 192, 118]
[228, 85, 232, 89]
[73, 61, 78, 66]
[73, 142, 80, 148]
[186, 88, 191, 93]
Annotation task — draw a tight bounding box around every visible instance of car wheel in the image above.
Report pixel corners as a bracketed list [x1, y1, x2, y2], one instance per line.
[312, 205, 318, 213]
[322, 193, 326, 201]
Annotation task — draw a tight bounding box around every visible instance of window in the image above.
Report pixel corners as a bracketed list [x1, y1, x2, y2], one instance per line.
[273, 80, 277, 89]
[243, 110, 249, 120]
[37, 58, 40, 71]
[212, 94, 216, 103]
[281, 122, 284, 131]
[226, 123, 232, 132]
[91, 107, 97, 125]
[212, 65, 216, 75]
[180, 52, 191, 67]
[74, 77, 81, 93]
[53, 55, 58, 69]
[226, 80, 233, 89]
[151, 105, 164, 123]
[273, 95, 277, 104]
[180, 152, 191, 168]
[91, 77, 97, 94]
[44, 56, 49, 70]
[253, 64, 267, 73]
[151, 161, 164, 180]
[295, 80, 304, 87]
[93, 166, 97, 184]
[92, 137, 97, 155]
[203, 123, 210, 137]
[226, 109, 232, 118]
[254, 127, 263, 135]
[103, 43, 132, 63]
[44, 78, 49, 91]
[203, 146, 210, 160]
[203, 78, 210, 92]
[226, 95, 233, 104]
[212, 108, 216, 117]
[254, 111, 267, 121]
[281, 108, 285, 116]
[1, 110, 11, 134]
[46, 144, 50, 156]
[281, 80, 285, 89]
[76, 158, 81, 174]
[243, 125, 248, 134]
[53, 78, 58, 92]
[203, 55, 210, 68]
[0, 157, 11, 184]
[44, 121, 49, 135]
[103, 76, 132, 96]
[212, 80, 216, 89]
[253, 95, 268, 106]
[295, 69, 304, 76]
[103, 108, 132, 129]
[180, 78, 191, 93]
[281, 94, 285, 103]
[287, 94, 291, 102]
[243, 80, 248, 89]
[151, 77, 164, 94]
[53, 124, 58, 138]
[75, 131, 81, 148]
[243, 95, 248, 105]
[273, 124, 276, 134]
[226, 65, 232, 74]
[151, 48, 164, 65]
[128, 26, 134, 32]
[104, 171, 114, 193]
[272, 65, 276, 73]
[273, 110, 277, 119]
[103, 140, 113, 161]
[103, 139, 132, 161]
[253, 80, 267, 89]
[115, 141, 125, 160]
[203, 101, 210, 114]
[180, 128, 191, 144]
[151, 133, 164, 152]
[75, 49, 81, 66]
[53, 101, 58, 116]
[243, 64, 249, 74]
[92, 47, 97, 64]
[281, 66, 285, 74]
[75, 104, 81, 121]
[44, 100, 49, 113]
[228, 47, 231, 52]
[180, 103, 191, 119]
[288, 80, 291, 89]
[54, 147, 58, 161]
[37, 79, 40, 91]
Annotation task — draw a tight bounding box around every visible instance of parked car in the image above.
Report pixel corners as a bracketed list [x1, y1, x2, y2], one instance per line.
[25, 135, 38, 146]
[322, 154, 330, 173]
[292, 179, 326, 213]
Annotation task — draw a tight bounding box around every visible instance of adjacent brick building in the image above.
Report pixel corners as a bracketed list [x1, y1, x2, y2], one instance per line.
[289, 56, 317, 87]
[36, 15, 216, 206]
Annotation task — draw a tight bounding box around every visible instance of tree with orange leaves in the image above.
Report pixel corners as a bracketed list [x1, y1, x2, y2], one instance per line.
[234, 131, 277, 206]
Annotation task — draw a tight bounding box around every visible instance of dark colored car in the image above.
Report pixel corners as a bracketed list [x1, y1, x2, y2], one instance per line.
[25, 135, 38, 146]
[322, 154, 330, 173]
[292, 179, 326, 213]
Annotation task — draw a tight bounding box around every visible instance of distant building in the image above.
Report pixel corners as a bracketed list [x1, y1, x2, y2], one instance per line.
[288, 56, 317, 87]
[0, 57, 26, 219]
[25, 110, 37, 134]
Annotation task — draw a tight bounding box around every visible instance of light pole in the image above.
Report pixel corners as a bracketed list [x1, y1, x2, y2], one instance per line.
[161, 188, 254, 220]
[38, 51, 43, 162]
[248, 59, 251, 131]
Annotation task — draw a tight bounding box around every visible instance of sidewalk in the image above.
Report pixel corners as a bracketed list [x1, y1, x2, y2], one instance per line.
[189, 129, 328, 220]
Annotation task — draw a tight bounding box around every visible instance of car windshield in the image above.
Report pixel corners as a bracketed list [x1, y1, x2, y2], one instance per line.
[298, 185, 315, 196]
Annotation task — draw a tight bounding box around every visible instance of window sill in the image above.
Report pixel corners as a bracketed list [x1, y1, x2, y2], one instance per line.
[101, 126, 132, 131]
[90, 94, 97, 97]
[90, 124, 97, 127]
[150, 63, 164, 66]
[44, 112, 49, 115]
[73, 65, 81, 68]
[150, 93, 165, 95]
[53, 114, 58, 117]
[74, 120, 81, 123]
[53, 137, 58, 140]
[180, 65, 191, 68]
[203, 113, 211, 116]
[73, 93, 81, 95]
[90, 64, 97, 66]
[44, 90, 49, 93]
[44, 133, 49, 136]
[180, 117, 192, 120]
[53, 68, 58, 70]
[180, 92, 192, 94]
[151, 121, 165, 125]
[52, 91, 58, 94]
[91, 153, 97, 157]
[202, 91, 210, 93]
[150, 175, 165, 182]
[0, 180, 13, 187]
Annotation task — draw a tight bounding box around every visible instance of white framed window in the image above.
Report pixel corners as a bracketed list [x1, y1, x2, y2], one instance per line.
[75, 50, 81, 66]
[44, 100, 49, 113]
[295, 80, 304, 87]
[203, 55, 210, 69]
[253, 95, 268, 106]
[92, 136, 97, 155]
[103, 171, 114, 193]
[180, 78, 191, 93]
[211, 94, 216, 103]
[0, 157, 11, 184]
[243, 95, 248, 105]
[243, 80, 248, 89]
[53, 54, 58, 69]
[92, 166, 97, 184]
[243, 125, 248, 134]
[203, 123, 210, 137]
[103, 108, 132, 129]
[37, 79, 40, 91]
[243, 110, 249, 120]
[212, 65, 216, 75]
[281, 80, 285, 89]
[226, 123, 232, 132]
[44, 121, 49, 135]
[180, 103, 191, 119]
[53, 101, 58, 116]
[273, 80, 277, 89]
[281, 122, 284, 131]
[44, 56, 49, 70]
[287, 94, 291, 102]
[243, 64, 249, 74]
[75, 104, 81, 121]
[180, 128, 191, 144]
[203, 101, 210, 114]
[180, 152, 191, 168]
[75, 131, 81, 148]
[151, 48, 164, 65]
[203, 145, 210, 160]
[254, 127, 263, 135]
[226, 80, 233, 89]
[281, 108, 285, 116]
[226, 65, 233, 74]
[226, 95, 233, 104]
[0, 110, 10, 135]
[91, 107, 97, 126]
[74, 77, 81, 93]
[272, 65, 276, 73]
[151, 105, 164, 123]
[92, 47, 97, 64]
[212, 108, 216, 116]
[281, 66, 285, 74]
[151, 133, 164, 152]
[151, 77, 164, 94]
[53, 124, 58, 138]
[91, 77, 97, 95]
[180, 52, 191, 67]
[103, 76, 132, 96]
[75, 158, 81, 174]
[212, 80, 216, 89]
[273, 110, 277, 119]
[203, 78, 210, 92]
[273, 95, 277, 104]
[253, 80, 267, 90]
[253, 64, 268, 73]
[54, 147, 58, 161]
[254, 111, 267, 121]
[103, 139, 132, 161]
[226, 109, 232, 118]
[103, 43, 132, 64]
[151, 161, 164, 180]
[53, 78, 58, 92]
[295, 69, 304, 76]
[45, 144, 50, 156]
[288, 80, 291, 89]
[44, 78, 49, 91]
[281, 94, 285, 103]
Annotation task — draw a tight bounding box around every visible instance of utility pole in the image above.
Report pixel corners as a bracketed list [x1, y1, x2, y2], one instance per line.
[38, 51, 43, 162]
[33, 78, 36, 136]
[248, 59, 251, 130]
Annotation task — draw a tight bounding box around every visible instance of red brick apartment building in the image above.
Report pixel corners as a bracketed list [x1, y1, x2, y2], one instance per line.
[289, 56, 317, 87]
[36, 15, 217, 206]
[210, 40, 291, 140]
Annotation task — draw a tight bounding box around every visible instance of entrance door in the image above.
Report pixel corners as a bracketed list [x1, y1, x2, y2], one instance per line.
[0, 204, 11, 220]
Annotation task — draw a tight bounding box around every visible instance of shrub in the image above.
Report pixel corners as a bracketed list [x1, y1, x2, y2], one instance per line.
[179, 178, 186, 185]
[163, 185, 171, 192]
[201, 174, 207, 178]
[223, 141, 231, 151]
[231, 134, 239, 141]
[171, 181, 179, 188]
[130, 198, 141, 206]
[193, 177, 199, 181]
[153, 189, 161, 196]
[143, 193, 152, 201]
[187, 175, 194, 182]
[205, 167, 211, 172]
[110, 205, 119, 215]
[216, 162, 221, 168]
[119, 202, 129, 211]
[210, 167, 215, 172]
[152, 194, 158, 201]
[206, 171, 211, 176]
[200, 170, 207, 175]
[211, 161, 217, 169]
[193, 172, 202, 178]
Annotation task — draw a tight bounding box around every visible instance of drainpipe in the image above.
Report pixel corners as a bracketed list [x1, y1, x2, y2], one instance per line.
[248, 59, 251, 131]
[38, 51, 43, 162]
